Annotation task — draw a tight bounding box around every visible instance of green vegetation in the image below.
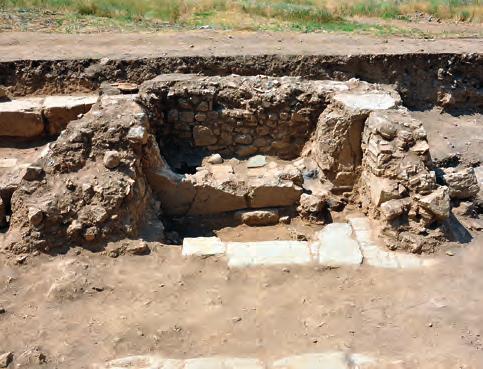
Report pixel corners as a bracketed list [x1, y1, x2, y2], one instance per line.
[0, 0, 481, 33]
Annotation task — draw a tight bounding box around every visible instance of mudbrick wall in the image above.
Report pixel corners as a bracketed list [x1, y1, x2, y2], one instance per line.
[0, 53, 481, 112]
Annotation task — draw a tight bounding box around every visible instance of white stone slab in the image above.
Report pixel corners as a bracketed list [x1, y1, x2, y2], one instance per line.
[333, 92, 397, 111]
[182, 237, 225, 256]
[185, 357, 265, 369]
[348, 217, 437, 269]
[272, 352, 350, 369]
[226, 241, 311, 267]
[102, 355, 175, 369]
[43, 95, 98, 109]
[315, 223, 363, 267]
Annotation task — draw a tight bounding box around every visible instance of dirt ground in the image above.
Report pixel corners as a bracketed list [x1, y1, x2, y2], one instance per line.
[0, 30, 482, 61]
[0, 234, 483, 368]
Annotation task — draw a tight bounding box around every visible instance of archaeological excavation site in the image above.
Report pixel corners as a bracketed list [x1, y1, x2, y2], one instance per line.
[0, 34, 482, 369]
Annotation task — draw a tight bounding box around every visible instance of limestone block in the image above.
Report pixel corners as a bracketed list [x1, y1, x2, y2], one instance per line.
[226, 241, 311, 267]
[43, 95, 97, 135]
[235, 209, 279, 226]
[315, 223, 363, 267]
[182, 237, 225, 256]
[0, 98, 44, 137]
[442, 167, 480, 200]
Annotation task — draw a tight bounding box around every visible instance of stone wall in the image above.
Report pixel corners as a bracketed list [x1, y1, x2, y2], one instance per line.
[139, 74, 335, 165]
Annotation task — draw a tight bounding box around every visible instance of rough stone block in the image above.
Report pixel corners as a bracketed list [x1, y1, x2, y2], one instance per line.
[235, 209, 280, 226]
[0, 98, 44, 137]
[248, 184, 302, 209]
[43, 95, 97, 135]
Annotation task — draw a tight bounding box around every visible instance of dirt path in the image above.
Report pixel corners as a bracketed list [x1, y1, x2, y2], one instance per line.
[1, 234, 482, 368]
[0, 31, 481, 61]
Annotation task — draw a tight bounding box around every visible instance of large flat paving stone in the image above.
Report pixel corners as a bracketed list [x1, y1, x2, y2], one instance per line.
[182, 236, 225, 256]
[184, 357, 265, 369]
[0, 98, 44, 137]
[226, 240, 311, 267]
[315, 223, 363, 267]
[333, 92, 398, 111]
[348, 217, 437, 269]
[272, 352, 351, 369]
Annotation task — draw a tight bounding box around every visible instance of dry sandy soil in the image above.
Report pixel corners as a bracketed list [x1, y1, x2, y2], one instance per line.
[1, 234, 483, 368]
[0, 31, 482, 61]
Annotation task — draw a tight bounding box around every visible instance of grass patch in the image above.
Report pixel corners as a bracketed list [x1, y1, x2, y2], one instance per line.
[0, 0, 481, 34]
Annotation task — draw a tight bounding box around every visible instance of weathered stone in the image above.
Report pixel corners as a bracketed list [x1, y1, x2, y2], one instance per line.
[28, 207, 43, 226]
[248, 184, 302, 209]
[246, 155, 267, 168]
[84, 226, 98, 241]
[0, 99, 44, 137]
[0, 352, 13, 368]
[236, 209, 279, 226]
[418, 186, 450, 221]
[380, 198, 411, 220]
[43, 95, 97, 135]
[188, 185, 247, 215]
[184, 358, 264, 369]
[273, 352, 350, 369]
[226, 241, 311, 267]
[182, 237, 225, 256]
[193, 126, 217, 146]
[367, 174, 400, 206]
[442, 167, 480, 199]
[103, 150, 121, 169]
[349, 217, 436, 269]
[234, 134, 253, 145]
[333, 92, 398, 111]
[127, 126, 148, 144]
[315, 223, 363, 267]
[297, 193, 326, 217]
[126, 242, 150, 255]
[22, 165, 44, 182]
[206, 153, 223, 165]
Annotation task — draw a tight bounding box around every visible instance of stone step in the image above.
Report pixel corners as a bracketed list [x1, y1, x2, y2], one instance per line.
[182, 218, 436, 269]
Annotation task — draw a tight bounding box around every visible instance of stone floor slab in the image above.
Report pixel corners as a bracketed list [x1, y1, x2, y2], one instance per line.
[185, 357, 265, 369]
[226, 241, 311, 267]
[272, 352, 350, 369]
[348, 217, 437, 269]
[315, 223, 363, 267]
[182, 237, 225, 257]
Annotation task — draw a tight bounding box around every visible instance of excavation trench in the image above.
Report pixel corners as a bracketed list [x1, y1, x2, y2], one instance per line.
[0, 72, 479, 255]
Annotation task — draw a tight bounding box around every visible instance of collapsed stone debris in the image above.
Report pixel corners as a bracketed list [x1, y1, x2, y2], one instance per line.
[0, 74, 480, 254]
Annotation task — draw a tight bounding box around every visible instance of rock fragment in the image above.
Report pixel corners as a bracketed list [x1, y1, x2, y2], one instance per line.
[103, 150, 121, 169]
[236, 209, 280, 226]
[0, 352, 13, 368]
[442, 167, 479, 199]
